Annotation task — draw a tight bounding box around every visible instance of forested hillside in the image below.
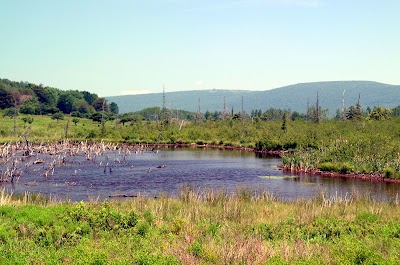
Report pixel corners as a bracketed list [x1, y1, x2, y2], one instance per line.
[107, 81, 400, 115]
[0, 78, 119, 118]
[2, 78, 400, 120]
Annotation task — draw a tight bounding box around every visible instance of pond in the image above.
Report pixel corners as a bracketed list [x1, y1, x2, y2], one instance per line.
[3, 147, 400, 202]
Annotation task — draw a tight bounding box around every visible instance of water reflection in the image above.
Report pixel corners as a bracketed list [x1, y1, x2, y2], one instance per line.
[2, 147, 400, 202]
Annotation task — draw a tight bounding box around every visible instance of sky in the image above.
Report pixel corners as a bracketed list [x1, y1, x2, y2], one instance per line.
[1, 0, 399, 97]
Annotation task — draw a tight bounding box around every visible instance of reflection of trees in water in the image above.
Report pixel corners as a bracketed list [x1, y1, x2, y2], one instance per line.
[2, 144, 399, 202]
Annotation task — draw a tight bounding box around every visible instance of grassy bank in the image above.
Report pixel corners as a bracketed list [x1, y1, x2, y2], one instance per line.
[1, 188, 400, 264]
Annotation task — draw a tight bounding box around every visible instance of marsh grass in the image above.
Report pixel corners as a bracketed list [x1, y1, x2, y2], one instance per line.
[0, 188, 57, 206]
[0, 188, 399, 264]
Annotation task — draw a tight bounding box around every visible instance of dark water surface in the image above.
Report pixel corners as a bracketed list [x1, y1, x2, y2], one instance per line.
[4, 147, 400, 202]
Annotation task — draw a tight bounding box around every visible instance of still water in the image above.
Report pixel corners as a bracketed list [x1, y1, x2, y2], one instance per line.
[6, 147, 400, 201]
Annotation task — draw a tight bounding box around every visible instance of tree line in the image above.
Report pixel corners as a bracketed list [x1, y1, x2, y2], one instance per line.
[1, 78, 397, 126]
[0, 78, 119, 120]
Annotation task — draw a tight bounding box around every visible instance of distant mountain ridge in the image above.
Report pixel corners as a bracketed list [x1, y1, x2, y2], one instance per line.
[106, 81, 400, 115]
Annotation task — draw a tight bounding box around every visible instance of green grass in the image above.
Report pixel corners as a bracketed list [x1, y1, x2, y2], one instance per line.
[0, 189, 400, 264]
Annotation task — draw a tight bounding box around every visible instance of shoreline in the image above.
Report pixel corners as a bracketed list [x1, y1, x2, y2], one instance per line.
[5, 140, 400, 184]
[280, 165, 400, 184]
[153, 142, 283, 155]
[154, 143, 400, 184]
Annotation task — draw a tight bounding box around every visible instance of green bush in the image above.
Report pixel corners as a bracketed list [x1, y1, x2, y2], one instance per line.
[188, 240, 204, 258]
[143, 210, 154, 226]
[384, 167, 399, 179]
[318, 162, 340, 172]
[339, 162, 354, 174]
[355, 212, 379, 223]
[283, 141, 297, 150]
[66, 201, 138, 231]
[255, 139, 282, 151]
[136, 222, 150, 237]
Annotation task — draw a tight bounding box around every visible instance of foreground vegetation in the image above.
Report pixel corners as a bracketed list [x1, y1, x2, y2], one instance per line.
[0, 188, 399, 264]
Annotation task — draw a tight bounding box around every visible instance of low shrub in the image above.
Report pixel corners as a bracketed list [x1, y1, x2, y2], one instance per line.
[255, 139, 282, 151]
[188, 240, 204, 258]
[283, 141, 297, 150]
[318, 162, 340, 172]
[66, 201, 138, 231]
[384, 167, 400, 179]
[136, 221, 150, 237]
[339, 162, 354, 174]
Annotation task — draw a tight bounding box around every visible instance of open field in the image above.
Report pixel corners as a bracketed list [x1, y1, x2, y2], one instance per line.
[0, 188, 400, 264]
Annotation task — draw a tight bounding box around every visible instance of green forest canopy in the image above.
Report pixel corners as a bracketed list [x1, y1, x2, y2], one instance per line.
[0, 78, 119, 118]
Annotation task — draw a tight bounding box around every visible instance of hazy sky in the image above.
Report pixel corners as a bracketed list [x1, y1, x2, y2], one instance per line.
[1, 0, 399, 96]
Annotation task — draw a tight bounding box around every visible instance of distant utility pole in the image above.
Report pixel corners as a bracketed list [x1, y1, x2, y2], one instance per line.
[306, 97, 310, 122]
[356, 93, 361, 119]
[223, 96, 226, 120]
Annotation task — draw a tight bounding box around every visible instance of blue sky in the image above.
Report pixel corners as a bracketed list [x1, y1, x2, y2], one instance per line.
[1, 0, 399, 96]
